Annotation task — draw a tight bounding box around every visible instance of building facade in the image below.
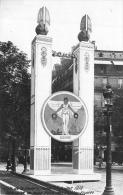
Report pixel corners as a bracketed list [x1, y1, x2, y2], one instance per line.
[52, 49, 123, 107]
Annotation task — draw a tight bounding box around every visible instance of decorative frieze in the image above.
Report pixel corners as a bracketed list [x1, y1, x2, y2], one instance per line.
[36, 147, 50, 170]
[95, 50, 123, 61]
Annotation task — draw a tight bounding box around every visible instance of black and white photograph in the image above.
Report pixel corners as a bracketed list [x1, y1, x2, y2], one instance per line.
[0, 0, 123, 194]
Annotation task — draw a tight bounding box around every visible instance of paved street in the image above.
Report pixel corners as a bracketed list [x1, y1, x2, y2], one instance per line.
[0, 162, 123, 195]
[81, 166, 123, 195]
[51, 164, 123, 195]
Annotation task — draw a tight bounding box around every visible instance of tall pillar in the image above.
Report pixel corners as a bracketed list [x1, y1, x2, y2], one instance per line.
[30, 35, 52, 175]
[72, 41, 94, 174]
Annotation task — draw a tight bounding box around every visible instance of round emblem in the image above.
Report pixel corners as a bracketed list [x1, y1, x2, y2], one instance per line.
[41, 47, 47, 56]
[41, 91, 88, 142]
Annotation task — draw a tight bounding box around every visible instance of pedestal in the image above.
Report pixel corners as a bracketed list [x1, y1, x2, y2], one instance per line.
[30, 35, 52, 175]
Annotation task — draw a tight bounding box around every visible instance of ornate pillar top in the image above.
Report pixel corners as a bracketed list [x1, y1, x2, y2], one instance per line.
[35, 6, 50, 35]
[78, 14, 92, 42]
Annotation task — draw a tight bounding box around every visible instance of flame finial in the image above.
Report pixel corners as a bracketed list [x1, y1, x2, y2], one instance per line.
[78, 14, 92, 42]
[35, 6, 50, 35]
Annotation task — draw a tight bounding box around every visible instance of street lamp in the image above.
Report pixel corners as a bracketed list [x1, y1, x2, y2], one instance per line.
[102, 84, 115, 195]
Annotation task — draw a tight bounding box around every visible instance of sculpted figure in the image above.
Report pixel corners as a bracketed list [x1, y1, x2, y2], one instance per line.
[48, 97, 81, 135]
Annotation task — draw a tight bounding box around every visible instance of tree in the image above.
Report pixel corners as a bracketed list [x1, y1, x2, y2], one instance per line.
[112, 91, 123, 150]
[94, 105, 106, 147]
[94, 90, 123, 152]
[0, 41, 30, 161]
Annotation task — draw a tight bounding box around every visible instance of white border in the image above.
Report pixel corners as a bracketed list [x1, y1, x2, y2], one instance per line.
[41, 91, 88, 142]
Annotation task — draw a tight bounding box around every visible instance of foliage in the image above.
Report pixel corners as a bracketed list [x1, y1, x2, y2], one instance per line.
[94, 105, 106, 146]
[94, 90, 123, 150]
[112, 91, 123, 150]
[0, 41, 30, 153]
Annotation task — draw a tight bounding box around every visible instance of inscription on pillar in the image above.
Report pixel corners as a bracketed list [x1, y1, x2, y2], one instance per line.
[84, 52, 90, 72]
[41, 47, 47, 67]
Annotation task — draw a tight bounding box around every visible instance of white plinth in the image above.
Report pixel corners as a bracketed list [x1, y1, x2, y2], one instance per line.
[29, 163, 101, 182]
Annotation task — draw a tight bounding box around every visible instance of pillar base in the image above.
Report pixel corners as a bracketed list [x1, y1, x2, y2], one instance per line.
[73, 169, 93, 174]
[102, 186, 115, 195]
[28, 172, 101, 182]
[30, 146, 51, 175]
[30, 169, 51, 176]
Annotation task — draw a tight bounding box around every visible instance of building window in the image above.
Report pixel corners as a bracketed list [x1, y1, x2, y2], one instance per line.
[100, 66, 106, 74]
[102, 78, 107, 86]
[118, 79, 122, 89]
[109, 78, 117, 88]
[94, 93, 103, 107]
[99, 52, 104, 57]
[94, 77, 102, 88]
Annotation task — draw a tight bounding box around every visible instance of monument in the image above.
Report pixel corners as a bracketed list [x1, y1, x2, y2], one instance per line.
[30, 8, 100, 181]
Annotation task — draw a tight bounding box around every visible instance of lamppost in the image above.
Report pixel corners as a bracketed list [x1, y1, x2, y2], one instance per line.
[102, 84, 115, 195]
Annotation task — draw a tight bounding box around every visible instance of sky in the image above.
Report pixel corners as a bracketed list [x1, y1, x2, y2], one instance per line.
[0, 0, 123, 61]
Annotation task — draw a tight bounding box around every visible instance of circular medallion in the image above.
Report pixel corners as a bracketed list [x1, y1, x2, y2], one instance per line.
[41, 47, 47, 56]
[41, 91, 88, 142]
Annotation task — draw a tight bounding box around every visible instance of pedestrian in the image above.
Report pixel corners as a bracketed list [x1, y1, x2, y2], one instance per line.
[6, 158, 12, 171]
[15, 156, 19, 166]
[99, 156, 103, 168]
